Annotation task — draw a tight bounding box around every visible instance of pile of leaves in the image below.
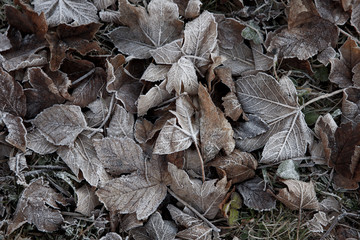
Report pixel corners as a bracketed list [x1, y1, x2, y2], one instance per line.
[0, 0, 360, 239]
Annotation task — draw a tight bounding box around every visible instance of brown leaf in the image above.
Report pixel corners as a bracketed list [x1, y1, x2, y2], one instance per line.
[315, 0, 349, 25]
[150, 39, 183, 65]
[33, 0, 99, 27]
[267, 0, 338, 60]
[2, 112, 27, 152]
[233, 114, 269, 140]
[141, 64, 171, 82]
[106, 55, 143, 113]
[7, 178, 67, 234]
[33, 105, 89, 146]
[0, 68, 26, 117]
[24, 67, 66, 119]
[274, 180, 319, 210]
[26, 128, 58, 155]
[236, 176, 276, 211]
[100, 232, 123, 240]
[208, 149, 257, 184]
[75, 184, 100, 216]
[168, 163, 230, 219]
[134, 114, 172, 144]
[46, 23, 102, 71]
[222, 92, 243, 121]
[306, 211, 332, 233]
[342, 88, 360, 126]
[198, 84, 235, 162]
[173, 0, 202, 18]
[107, 104, 134, 139]
[108, 0, 183, 59]
[96, 155, 168, 220]
[0, 33, 11, 52]
[85, 97, 110, 128]
[8, 152, 28, 178]
[57, 133, 111, 186]
[329, 38, 360, 88]
[167, 57, 198, 94]
[350, 1, 360, 34]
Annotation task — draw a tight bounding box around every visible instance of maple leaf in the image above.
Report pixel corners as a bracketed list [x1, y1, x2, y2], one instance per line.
[167, 57, 198, 95]
[75, 184, 100, 216]
[266, 0, 338, 60]
[32, 0, 99, 27]
[96, 154, 168, 220]
[108, 0, 183, 59]
[168, 163, 230, 219]
[236, 73, 313, 163]
[273, 180, 319, 210]
[7, 178, 67, 235]
[236, 176, 276, 211]
[106, 104, 134, 139]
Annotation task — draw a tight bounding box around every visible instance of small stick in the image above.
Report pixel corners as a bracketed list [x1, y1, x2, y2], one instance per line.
[167, 188, 221, 232]
[72, 69, 96, 86]
[338, 28, 360, 45]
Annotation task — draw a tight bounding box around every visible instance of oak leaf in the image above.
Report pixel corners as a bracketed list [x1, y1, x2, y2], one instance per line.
[32, 0, 99, 27]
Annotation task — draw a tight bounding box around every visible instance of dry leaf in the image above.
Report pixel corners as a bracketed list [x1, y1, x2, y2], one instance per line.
[107, 104, 134, 139]
[150, 39, 183, 65]
[94, 0, 116, 9]
[26, 128, 58, 155]
[108, 0, 183, 59]
[93, 137, 144, 176]
[0, 33, 11, 52]
[33, 0, 99, 27]
[131, 212, 177, 240]
[350, 1, 360, 34]
[0, 68, 26, 117]
[85, 97, 110, 128]
[2, 112, 27, 152]
[8, 152, 28, 178]
[167, 57, 198, 94]
[236, 176, 276, 211]
[100, 232, 123, 240]
[141, 64, 170, 82]
[198, 84, 235, 162]
[233, 114, 269, 140]
[121, 213, 143, 232]
[306, 211, 333, 233]
[274, 180, 319, 210]
[33, 104, 89, 146]
[208, 149, 257, 184]
[236, 73, 312, 163]
[7, 178, 67, 234]
[222, 92, 243, 122]
[342, 88, 360, 126]
[96, 155, 168, 220]
[57, 133, 111, 187]
[315, 0, 349, 25]
[75, 184, 99, 216]
[134, 118, 156, 144]
[173, 0, 202, 19]
[168, 163, 230, 219]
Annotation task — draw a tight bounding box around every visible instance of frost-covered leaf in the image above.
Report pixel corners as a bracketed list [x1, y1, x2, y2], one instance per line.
[236, 176, 276, 211]
[93, 0, 116, 9]
[7, 178, 67, 234]
[57, 133, 111, 186]
[96, 156, 168, 220]
[0, 33, 11, 52]
[33, 105, 89, 146]
[168, 163, 229, 219]
[2, 112, 27, 152]
[209, 149, 257, 184]
[141, 64, 170, 82]
[131, 212, 177, 240]
[233, 114, 269, 140]
[173, 0, 202, 18]
[85, 97, 110, 127]
[274, 180, 319, 210]
[8, 152, 28, 178]
[107, 104, 134, 139]
[93, 137, 144, 176]
[222, 92, 243, 121]
[150, 39, 183, 65]
[0, 68, 26, 117]
[75, 184, 99, 216]
[276, 160, 300, 180]
[167, 57, 198, 94]
[32, 0, 99, 27]
[236, 73, 312, 163]
[108, 0, 183, 59]
[342, 88, 360, 126]
[306, 211, 333, 233]
[315, 0, 349, 25]
[198, 84, 234, 162]
[350, 1, 360, 34]
[27, 128, 58, 155]
[100, 232, 123, 240]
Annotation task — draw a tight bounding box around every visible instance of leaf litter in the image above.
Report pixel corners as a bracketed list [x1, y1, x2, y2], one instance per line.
[1, 0, 360, 239]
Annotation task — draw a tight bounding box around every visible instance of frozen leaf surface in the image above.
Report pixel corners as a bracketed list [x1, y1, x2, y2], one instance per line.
[75, 184, 99, 216]
[167, 57, 198, 94]
[27, 128, 58, 155]
[32, 0, 99, 27]
[306, 211, 332, 233]
[107, 104, 134, 139]
[2, 113, 27, 152]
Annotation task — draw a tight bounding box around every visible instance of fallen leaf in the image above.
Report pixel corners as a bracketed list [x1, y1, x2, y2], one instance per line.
[141, 64, 170, 82]
[236, 73, 313, 163]
[0, 67, 26, 117]
[167, 57, 198, 94]
[131, 212, 177, 240]
[7, 178, 67, 234]
[2, 112, 27, 152]
[350, 1, 360, 34]
[276, 160, 300, 180]
[107, 104, 134, 139]
[108, 0, 183, 59]
[173, 0, 202, 18]
[8, 152, 28, 178]
[208, 149, 257, 184]
[236, 176, 276, 211]
[32, 0, 99, 27]
[121, 213, 143, 232]
[96, 155, 168, 220]
[233, 114, 269, 140]
[33, 104, 89, 146]
[341, 88, 360, 126]
[26, 128, 58, 155]
[198, 84, 235, 162]
[168, 163, 230, 219]
[222, 92, 243, 122]
[85, 97, 110, 128]
[274, 180, 319, 210]
[0, 33, 11, 52]
[150, 39, 183, 65]
[94, 0, 116, 10]
[100, 232, 123, 240]
[315, 0, 349, 25]
[306, 211, 333, 233]
[75, 184, 100, 216]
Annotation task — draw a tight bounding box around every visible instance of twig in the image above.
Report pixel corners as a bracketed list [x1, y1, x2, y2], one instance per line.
[300, 88, 345, 110]
[71, 68, 96, 86]
[30, 165, 67, 170]
[167, 188, 221, 232]
[338, 28, 360, 45]
[320, 211, 360, 240]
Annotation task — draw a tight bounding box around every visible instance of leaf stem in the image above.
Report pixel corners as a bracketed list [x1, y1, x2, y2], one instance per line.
[71, 68, 96, 86]
[167, 188, 221, 233]
[300, 88, 345, 110]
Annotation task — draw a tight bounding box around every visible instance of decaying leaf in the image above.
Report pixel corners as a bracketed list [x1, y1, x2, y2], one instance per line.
[96, 155, 168, 220]
[2, 112, 27, 152]
[141, 64, 170, 82]
[167, 57, 198, 94]
[107, 104, 134, 139]
[168, 163, 229, 219]
[342, 88, 360, 126]
[233, 114, 269, 140]
[274, 180, 319, 210]
[198, 84, 235, 162]
[8, 152, 28, 178]
[85, 97, 110, 127]
[7, 178, 67, 234]
[33, 105, 89, 146]
[222, 92, 243, 122]
[306, 211, 333, 233]
[26, 128, 58, 155]
[0, 68, 26, 117]
[100, 232, 123, 240]
[173, 0, 202, 19]
[276, 160, 300, 180]
[75, 184, 99, 216]
[131, 212, 177, 240]
[236, 176, 276, 211]
[350, 1, 360, 34]
[236, 73, 313, 163]
[32, 0, 99, 27]
[108, 0, 183, 59]
[167, 204, 213, 240]
[0, 33, 11, 52]
[208, 149, 257, 184]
